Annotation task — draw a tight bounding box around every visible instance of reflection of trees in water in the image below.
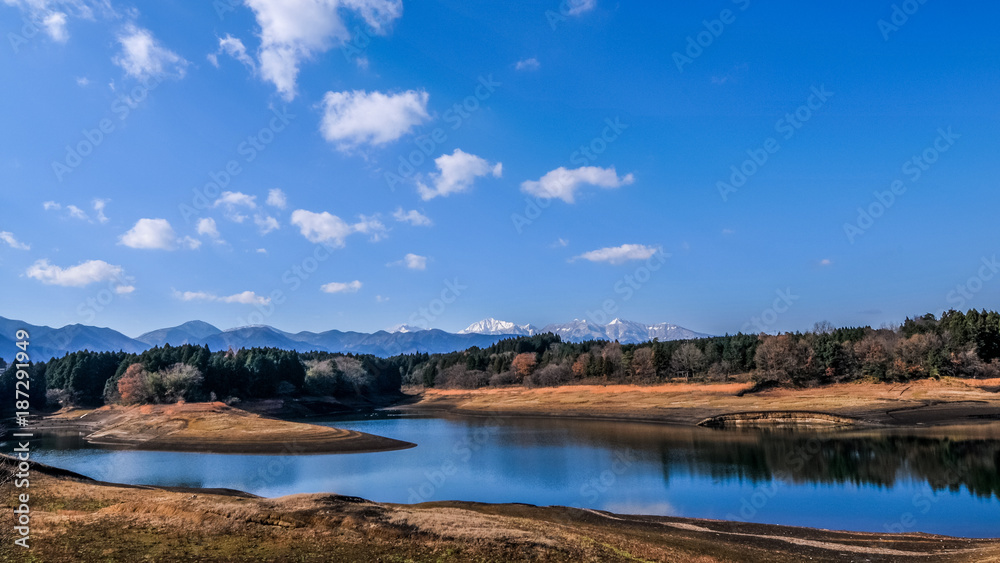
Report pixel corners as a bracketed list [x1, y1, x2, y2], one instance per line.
[459, 417, 1000, 499]
[669, 434, 1000, 499]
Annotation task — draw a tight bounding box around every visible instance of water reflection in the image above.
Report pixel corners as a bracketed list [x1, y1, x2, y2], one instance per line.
[6, 415, 1000, 538]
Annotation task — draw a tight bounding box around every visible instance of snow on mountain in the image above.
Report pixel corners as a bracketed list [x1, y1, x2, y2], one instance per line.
[458, 318, 537, 336]
[462, 317, 711, 344]
[387, 324, 425, 333]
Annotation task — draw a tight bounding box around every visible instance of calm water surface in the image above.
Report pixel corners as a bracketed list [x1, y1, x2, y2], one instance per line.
[10, 413, 1000, 538]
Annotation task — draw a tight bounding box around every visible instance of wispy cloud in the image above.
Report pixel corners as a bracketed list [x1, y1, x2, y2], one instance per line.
[0, 231, 30, 250]
[321, 280, 362, 294]
[521, 166, 633, 203]
[173, 289, 270, 305]
[572, 244, 662, 265]
[389, 253, 427, 270]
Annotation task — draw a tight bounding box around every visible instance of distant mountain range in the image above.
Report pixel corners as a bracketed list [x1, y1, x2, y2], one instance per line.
[0, 316, 710, 362]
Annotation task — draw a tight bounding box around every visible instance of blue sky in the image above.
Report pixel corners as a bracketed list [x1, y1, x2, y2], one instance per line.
[1, 0, 999, 337]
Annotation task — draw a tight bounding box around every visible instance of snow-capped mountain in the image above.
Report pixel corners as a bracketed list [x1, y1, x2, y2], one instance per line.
[458, 318, 537, 336]
[540, 319, 609, 341]
[386, 324, 424, 333]
[461, 317, 711, 344]
[0, 314, 711, 363]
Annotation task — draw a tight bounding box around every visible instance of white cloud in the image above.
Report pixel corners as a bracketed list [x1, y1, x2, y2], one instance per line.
[573, 244, 661, 265]
[291, 209, 384, 247]
[113, 24, 188, 80]
[42, 199, 108, 223]
[197, 217, 221, 238]
[320, 89, 430, 150]
[0, 231, 30, 250]
[521, 166, 634, 203]
[174, 290, 270, 306]
[180, 236, 201, 250]
[66, 204, 88, 220]
[354, 214, 387, 241]
[92, 198, 109, 223]
[244, 0, 403, 100]
[820, 258, 833, 266]
[552, 237, 569, 248]
[213, 191, 257, 222]
[2, 0, 111, 43]
[254, 214, 280, 235]
[115, 284, 135, 294]
[76, 76, 90, 86]
[392, 207, 432, 227]
[119, 218, 181, 250]
[256, 248, 267, 254]
[266, 188, 287, 209]
[566, 0, 596, 16]
[210, 34, 254, 69]
[515, 57, 540, 71]
[375, 294, 389, 303]
[43, 11, 68, 42]
[321, 280, 362, 294]
[417, 149, 502, 200]
[389, 253, 427, 270]
[25, 259, 123, 287]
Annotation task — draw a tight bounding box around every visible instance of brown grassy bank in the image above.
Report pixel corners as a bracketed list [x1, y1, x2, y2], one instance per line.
[2, 456, 998, 563]
[400, 377, 1000, 428]
[40, 402, 414, 454]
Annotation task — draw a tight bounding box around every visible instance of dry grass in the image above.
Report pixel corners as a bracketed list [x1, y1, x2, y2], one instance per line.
[51, 402, 414, 454]
[405, 378, 1000, 427]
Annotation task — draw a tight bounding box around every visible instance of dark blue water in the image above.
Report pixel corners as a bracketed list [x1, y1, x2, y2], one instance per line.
[12, 414, 1000, 538]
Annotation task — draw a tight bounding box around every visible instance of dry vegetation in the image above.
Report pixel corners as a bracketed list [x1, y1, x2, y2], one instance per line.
[45, 402, 414, 454]
[404, 377, 1000, 427]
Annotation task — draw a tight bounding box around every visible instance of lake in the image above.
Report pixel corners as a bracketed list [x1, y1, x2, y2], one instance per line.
[12, 413, 1000, 538]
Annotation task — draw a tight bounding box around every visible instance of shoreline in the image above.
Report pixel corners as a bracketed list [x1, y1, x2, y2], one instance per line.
[37, 401, 414, 455]
[5, 454, 998, 562]
[395, 378, 1000, 429]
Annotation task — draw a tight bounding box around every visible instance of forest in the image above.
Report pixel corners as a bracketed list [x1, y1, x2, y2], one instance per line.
[1, 309, 998, 412]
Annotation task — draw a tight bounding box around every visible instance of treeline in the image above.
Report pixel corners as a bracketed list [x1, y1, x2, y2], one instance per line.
[2, 309, 998, 412]
[1, 344, 417, 411]
[415, 309, 1000, 389]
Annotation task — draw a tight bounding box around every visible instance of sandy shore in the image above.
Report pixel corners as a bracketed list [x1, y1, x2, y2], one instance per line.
[3, 455, 997, 563]
[40, 402, 414, 454]
[399, 378, 1000, 428]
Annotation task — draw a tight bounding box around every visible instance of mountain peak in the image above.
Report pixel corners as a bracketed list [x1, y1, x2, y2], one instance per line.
[459, 318, 536, 336]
